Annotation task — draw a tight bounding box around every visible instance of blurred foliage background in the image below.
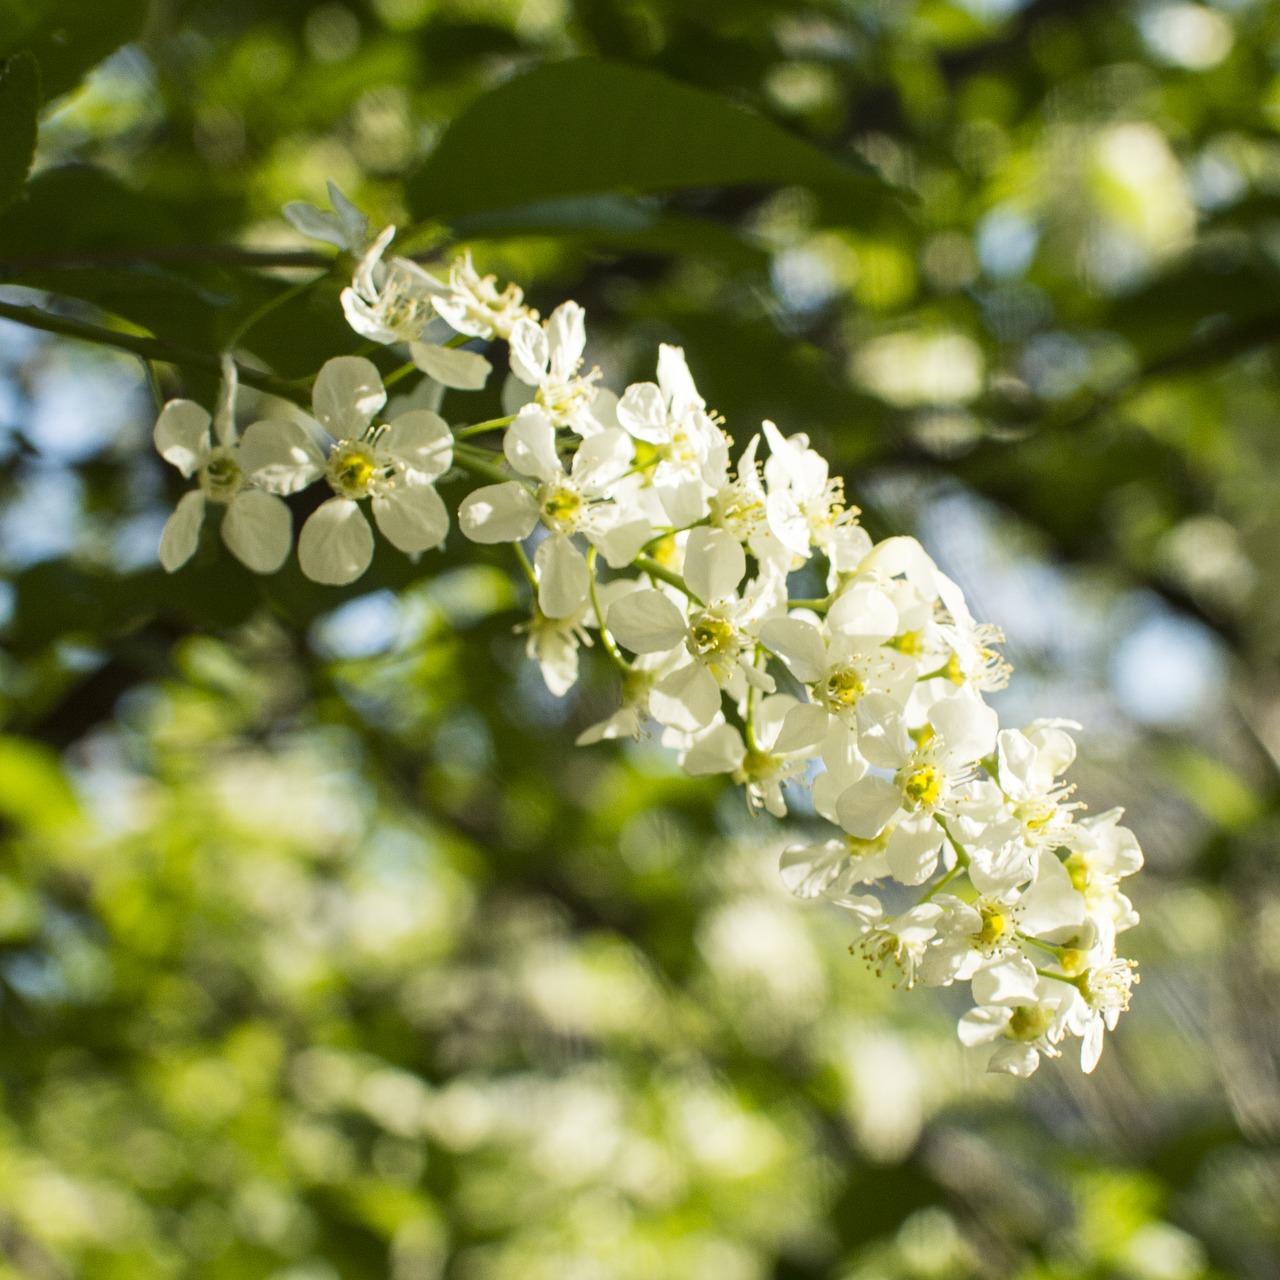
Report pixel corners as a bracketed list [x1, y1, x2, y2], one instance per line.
[1, 0, 1279, 1276]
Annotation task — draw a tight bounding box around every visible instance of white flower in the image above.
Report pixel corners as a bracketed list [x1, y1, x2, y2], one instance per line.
[244, 357, 453, 585]
[457, 406, 652, 618]
[958, 958, 1079, 1077]
[521, 599, 593, 697]
[508, 302, 601, 432]
[283, 180, 370, 253]
[679, 694, 826, 817]
[834, 690, 998, 840]
[605, 527, 781, 730]
[709, 435, 769, 545]
[759, 581, 915, 732]
[850, 901, 945, 988]
[433, 250, 533, 341]
[1064, 808, 1144, 932]
[762, 420, 858, 565]
[1070, 955, 1139, 1073]
[153, 358, 293, 575]
[933, 570, 1012, 691]
[616, 345, 729, 526]
[995, 719, 1081, 847]
[342, 225, 445, 345]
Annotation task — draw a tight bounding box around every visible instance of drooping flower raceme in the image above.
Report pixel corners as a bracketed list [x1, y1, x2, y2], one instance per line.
[152, 207, 1143, 1079]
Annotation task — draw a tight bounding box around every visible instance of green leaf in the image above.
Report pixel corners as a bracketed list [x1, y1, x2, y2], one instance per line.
[0, 166, 248, 348]
[0, 53, 39, 213]
[0, 0, 148, 102]
[450, 194, 771, 269]
[408, 58, 903, 225]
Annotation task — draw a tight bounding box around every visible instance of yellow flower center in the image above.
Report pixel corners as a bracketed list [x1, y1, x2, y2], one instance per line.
[688, 609, 738, 663]
[1007, 1004, 1055, 1042]
[977, 903, 1008, 948]
[540, 485, 583, 532]
[736, 749, 777, 784]
[890, 629, 925, 657]
[328, 442, 380, 499]
[823, 667, 865, 709]
[1065, 851, 1090, 894]
[901, 764, 943, 810]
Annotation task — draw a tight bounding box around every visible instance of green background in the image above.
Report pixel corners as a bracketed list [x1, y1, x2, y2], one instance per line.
[0, 0, 1275, 1277]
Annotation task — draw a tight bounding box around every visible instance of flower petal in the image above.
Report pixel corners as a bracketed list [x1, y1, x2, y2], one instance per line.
[458, 481, 539, 544]
[509, 317, 548, 386]
[835, 775, 901, 840]
[650, 661, 721, 730]
[282, 201, 347, 250]
[237, 419, 326, 494]
[372, 483, 449, 554]
[158, 490, 206, 571]
[154, 400, 211, 477]
[591, 518, 652, 570]
[616, 382, 668, 444]
[503, 407, 561, 482]
[381, 410, 453, 480]
[758, 617, 827, 683]
[683, 527, 745, 603]
[221, 490, 292, 574]
[546, 301, 586, 378]
[312, 356, 386, 437]
[682, 723, 746, 776]
[957, 1005, 1012, 1048]
[606, 589, 687, 654]
[298, 497, 374, 585]
[656, 343, 702, 414]
[409, 342, 492, 390]
[536, 533, 590, 619]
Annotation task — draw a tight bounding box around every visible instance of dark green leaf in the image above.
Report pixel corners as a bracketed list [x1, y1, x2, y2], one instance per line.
[408, 58, 904, 224]
[0, 53, 39, 213]
[0, 166, 255, 349]
[0, 0, 147, 101]
[449, 194, 771, 269]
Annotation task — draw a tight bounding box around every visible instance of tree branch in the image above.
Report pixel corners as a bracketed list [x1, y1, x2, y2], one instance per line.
[0, 246, 334, 273]
[0, 299, 307, 402]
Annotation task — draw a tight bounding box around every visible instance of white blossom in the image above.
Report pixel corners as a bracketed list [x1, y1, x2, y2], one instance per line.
[153, 358, 294, 575]
[244, 357, 453, 585]
[283, 180, 370, 254]
[508, 302, 601, 432]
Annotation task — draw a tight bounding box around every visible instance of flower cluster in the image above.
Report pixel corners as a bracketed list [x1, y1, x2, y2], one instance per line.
[153, 187, 1142, 1076]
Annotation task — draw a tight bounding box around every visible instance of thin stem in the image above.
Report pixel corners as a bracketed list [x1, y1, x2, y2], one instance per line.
[587, 547, 632, 674]
[920, 862, 963, 902]
[450, 443, 513, 486]
[634, 554, 702, 604]
[639, 519, 706, 555]
[788, 596, 832, 613]
[383, 360, 418, 388]
[0, 246, 335, 272]
[513, 541, 538, 591]
[916, 663, 953, 682]
[226, 277, 320, 349]
[934, 815, 971, 868]
[456, 414, 515, 440]
[744, 647, 762, 752]
[0, 299, 306, 403]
